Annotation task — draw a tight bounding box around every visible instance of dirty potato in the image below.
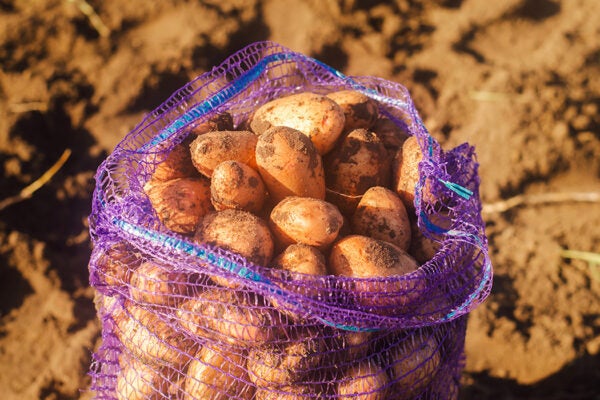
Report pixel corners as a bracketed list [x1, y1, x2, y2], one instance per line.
[176, 288, 282, 347]
[392, 135, 436, 213]
[255, 126, 326, 203]
[272, 244, 327, 277]
[210, 160, 266, 213]
[189, 112, 234, 136]
[194, 209, 274, 280]
[328, 235, 421, 314]
[269, 196, 343, 251]
[371, 116, 411, 150]
[269, 244, 328, 318]
[116, 354, 172, 400]
[145, 176, 213, 235]
[189, 130, 258, 178]
[128, 260, 190, 307]
[351, 186, 412, 251]
[337, 358, 389, 400]
[114, 301, 197, 367]
[326, 90, 379, 132]
[387, 334, 441, 398]
[254, 384, 324, 400]
[247, 328, 325, 387]
[184, 346, 254, 400]
[324, 129, 390, 215]
[147, 136, 198, 183]
[250, 92, 345, 155]
[93, 241, 141, 288]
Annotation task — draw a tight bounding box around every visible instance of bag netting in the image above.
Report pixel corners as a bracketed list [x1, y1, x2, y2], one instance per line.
[87, 41, 492, 399]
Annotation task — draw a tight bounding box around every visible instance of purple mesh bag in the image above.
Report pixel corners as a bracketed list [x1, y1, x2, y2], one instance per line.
[87, 41, 492, 399]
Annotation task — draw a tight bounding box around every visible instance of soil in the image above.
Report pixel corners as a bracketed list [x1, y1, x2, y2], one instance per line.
[1, 0, 599, 399]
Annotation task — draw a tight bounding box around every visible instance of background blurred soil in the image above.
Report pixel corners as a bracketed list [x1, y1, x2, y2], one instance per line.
[1, 0, 599, 399]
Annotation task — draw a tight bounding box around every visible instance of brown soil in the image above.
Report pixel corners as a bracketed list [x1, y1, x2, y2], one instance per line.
[1, 0, 599, 399]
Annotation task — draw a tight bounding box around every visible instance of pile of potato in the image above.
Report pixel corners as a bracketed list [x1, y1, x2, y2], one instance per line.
[98, 90, 447, 399]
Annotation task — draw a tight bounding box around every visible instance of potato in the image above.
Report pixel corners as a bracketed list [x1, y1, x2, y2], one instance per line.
[184, 346, 254, 400]
[371, 117, 410, 150]
[116, 354, 171, 400]
[147, 136, 198, 183]
[189, 130, 258, 178]
[145, 176, 213, 235]
[269, 244, 327, 318]
[128, 260, 189, 306]
[93, 291, 119, 315]
[328, 235, 421, 314]
[324, 129, 390, 215]
[351, 186, 412, 251]
[333, 330, 374, 364]
[210, 160, 266, 213]
[247, 328, 325, 387]
[114, 301, 197, 367]
[93, 241, 141, 288]
[326, 90, 379, 131]
[194, 209, 274, 288]
[176, 288, 282, 347]
[254, 384, 324, 400]
[255, 126, 326, 203]
[272, 244, 327, 277]
[189, 112, 234, 136]
[387, 334, 441, 398]
[392, 135, 436, 214]
[269, 197, 343, 251]
[329, 235, 418, 278]
[250, 92, 345, 155]
[337, 358, 389, 400]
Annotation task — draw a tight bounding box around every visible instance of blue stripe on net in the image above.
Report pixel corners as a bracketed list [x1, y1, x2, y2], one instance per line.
[113, 216, 378, 332]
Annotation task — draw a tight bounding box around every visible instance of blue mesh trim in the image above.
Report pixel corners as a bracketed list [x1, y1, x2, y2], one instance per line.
[138, 52, 295, 152]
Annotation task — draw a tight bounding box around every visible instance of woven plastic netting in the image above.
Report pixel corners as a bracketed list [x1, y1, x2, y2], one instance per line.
[87, 41, 492, 399]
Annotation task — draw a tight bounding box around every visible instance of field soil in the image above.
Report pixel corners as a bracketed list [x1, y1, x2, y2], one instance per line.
[1, 0, 599, 399]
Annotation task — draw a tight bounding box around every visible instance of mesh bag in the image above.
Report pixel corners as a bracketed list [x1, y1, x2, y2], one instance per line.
[87, 41, 492, 399]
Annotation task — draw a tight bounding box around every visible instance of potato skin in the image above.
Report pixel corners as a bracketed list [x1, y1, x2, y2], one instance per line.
[272, 244, 327, 277]
[128, 260, 189, 307]
[145, 176, 213, 235]
[189, 112, 234, 136]
[176, 288, 281, 347]
[250, 92, 345, 155]
[210, 160, 266, 213]
[184, 346, 254, 400]
[328, 235, 421, 314]
[246, 329, 325, 387]
[114, 301, 197, 367]
[194, 209, 274, 268]
[326, 90, 379, 132]
[116, 355, 171, 400]
[371, 117, 410, 150]
[328, 235, 418, 278]
[387, 335, 441, 398]
[351, 186, 412, 252]
[254, 384, 323, 400]
[93, 241, 141, 288]
[324, 129, 390, 215]
[392, 135, 436, 214]
[147, 136, 198, 183]
[269, 196, 343, 251]
[337, 358, 389, 400]
[189, 130, 258, 178]
[270, 244, 327, 318]
[255, 126, 326, 203]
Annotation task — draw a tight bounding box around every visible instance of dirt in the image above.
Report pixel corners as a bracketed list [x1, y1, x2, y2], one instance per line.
[0, 0, 599, 399]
